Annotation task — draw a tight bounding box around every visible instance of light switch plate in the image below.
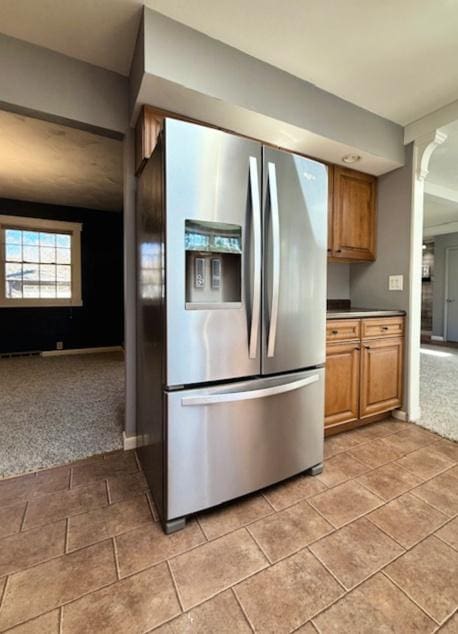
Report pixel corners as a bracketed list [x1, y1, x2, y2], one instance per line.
[389, 275, 404, 291]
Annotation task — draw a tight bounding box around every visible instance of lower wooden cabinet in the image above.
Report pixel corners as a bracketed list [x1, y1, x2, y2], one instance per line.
[360, 337, 403, 418]
[325, 317, 404, 432]
[325, 342, 360, 426]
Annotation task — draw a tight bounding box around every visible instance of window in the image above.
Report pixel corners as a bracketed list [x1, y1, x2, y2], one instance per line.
[0, 215, 82, 307]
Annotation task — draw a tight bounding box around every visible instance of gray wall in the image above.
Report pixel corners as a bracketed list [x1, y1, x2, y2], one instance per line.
[0, 33, 128, 136]
[327, 264, 350, 300]
[133, 8, 404, 171]
[432, 232, 458, 338]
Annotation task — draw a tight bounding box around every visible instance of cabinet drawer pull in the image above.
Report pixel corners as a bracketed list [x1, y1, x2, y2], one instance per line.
[355, 347, 360, 351]
[332, 329, 338, 335]
[381, 326, 389, 331]
[336, 249, 342, 253]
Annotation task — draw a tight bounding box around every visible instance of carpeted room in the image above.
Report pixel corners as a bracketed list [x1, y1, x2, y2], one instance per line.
[0, 111, 125, 478]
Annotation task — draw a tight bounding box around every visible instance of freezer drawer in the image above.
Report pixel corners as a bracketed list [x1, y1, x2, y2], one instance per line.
[166, 368, 324, 520]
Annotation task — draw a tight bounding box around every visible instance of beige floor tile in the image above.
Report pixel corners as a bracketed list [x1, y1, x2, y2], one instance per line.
[0, 540, 116, 630]
[316, 452, 368, 488]
[71, 452, 138, 488]
[382, 428, 438, 455]
[431, 438, 458, 463]
[396, 446, 455, 480]
[0, 474, 38, 507]
[435, 518, 458, 550]
[5, 609, 60, 633]
[368, 492, 448, 548]
[263, 474, 326, 511]
[448, 465, 458, 479]
[198, 494, 273, 540]
[67, 495, 153, 551]
[0, 520, 66, 578]
[357, 462, 422, 501]
[313, 573, 435, 633]
[348, 420, 402, 440]
[310, 517, 404, 589]
[154, 590, 251, 634]
[169, 529, 267, 610]
[23, 481, 108, 529]
[33, 467, 71, 498]
[107, 471, 148, 504]
[438, 611, 458, 633]
[62, 563, 180, 634]
[248, 499, 333, 562]
[294, 623, 318, 634]
[411, 470, 458, 516]
[309, 480, 383, 528]
[116, 519, 206, 578]
[348, 438, 404, 468]
[324, 432, 365, 459]
[385, 536, 458, 623]
[235, 548, 344, 633]
[0, 503, 26, 539]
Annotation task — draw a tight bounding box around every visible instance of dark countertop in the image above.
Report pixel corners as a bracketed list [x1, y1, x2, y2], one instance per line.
[327, 307, 406, 319]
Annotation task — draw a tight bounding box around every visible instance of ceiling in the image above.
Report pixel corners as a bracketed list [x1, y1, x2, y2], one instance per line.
[1, 1, 458, 125]
[0, 110, 123, 211]
[424, 195, 458, 230]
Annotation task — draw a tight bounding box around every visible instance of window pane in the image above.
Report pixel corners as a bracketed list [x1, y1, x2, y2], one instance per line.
[5, 229, 21, 244]
[23, 264, 39, 281]
[40, 284, 56, 298]
[40, 264, 56, 282]
[40, 232, 56, 247]
[23, 284, 40, 298]
[5, 263, 22, 298]
[56, 265, 71, 282]
[56, 234, 71, 248]
[40, 246, 56, 263]
[57, 283, 71, 298]
[23, 231, 39, 246]
[56, 248, 71, 264]
[5, 244, 22, 262]
[23, 245, 39, 263]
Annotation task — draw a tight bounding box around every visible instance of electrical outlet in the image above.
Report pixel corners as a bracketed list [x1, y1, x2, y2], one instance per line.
[389, 275, 403, 291]
[56, 341, 64, 350]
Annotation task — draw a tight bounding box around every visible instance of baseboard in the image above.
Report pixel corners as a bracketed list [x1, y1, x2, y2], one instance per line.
[42, 346, 123, 357]
[430, 335, 445, 342]
[123, 431, 140, 450]
[392, 409, 408, 422]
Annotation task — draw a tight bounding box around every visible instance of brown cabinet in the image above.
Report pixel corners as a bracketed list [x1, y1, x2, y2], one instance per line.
[325, 316, 404, 432]
[328, 166, 377, 262]
[360, 337, 404, 418]
[325, 342, 360, 426]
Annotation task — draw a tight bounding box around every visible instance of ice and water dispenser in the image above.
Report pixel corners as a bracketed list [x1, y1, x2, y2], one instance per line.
[185, 220, 242, 308]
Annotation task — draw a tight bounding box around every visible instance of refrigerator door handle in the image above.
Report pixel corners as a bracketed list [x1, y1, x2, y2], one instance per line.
[249, 156, 262, 359]
[267, 161, 281, 358]
[181, 374, 319, 406]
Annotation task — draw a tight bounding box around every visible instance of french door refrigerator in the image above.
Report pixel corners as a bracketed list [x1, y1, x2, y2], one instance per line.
[136, 118, 328, 533]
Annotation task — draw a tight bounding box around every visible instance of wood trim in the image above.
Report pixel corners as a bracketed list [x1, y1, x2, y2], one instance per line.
[324, 412, 389, 437]
[135, 107, 164, 175]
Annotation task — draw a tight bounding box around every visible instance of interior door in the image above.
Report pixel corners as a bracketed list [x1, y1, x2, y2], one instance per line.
[165, 119, 262, 386]
[262, 147, 328, 375]
[446, 247, 458, 342]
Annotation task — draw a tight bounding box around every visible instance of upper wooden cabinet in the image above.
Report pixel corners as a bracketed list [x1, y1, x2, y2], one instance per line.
[328, 166, 377, 262]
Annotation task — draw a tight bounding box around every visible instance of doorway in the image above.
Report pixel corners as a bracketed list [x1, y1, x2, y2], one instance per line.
[0, 109, 125, 478]
[445, 246, 458, 342]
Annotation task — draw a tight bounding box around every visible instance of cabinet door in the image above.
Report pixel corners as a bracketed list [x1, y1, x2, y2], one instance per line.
[325, 342, 360, 427]
[360, 337, 403, 418]
[332, 167, 376, 261]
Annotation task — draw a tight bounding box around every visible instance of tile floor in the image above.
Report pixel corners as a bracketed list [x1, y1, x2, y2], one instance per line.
[0, 418, 456, 633]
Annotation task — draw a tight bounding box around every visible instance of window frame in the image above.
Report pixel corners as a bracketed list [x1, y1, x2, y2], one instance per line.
[0, 215, 82, 308]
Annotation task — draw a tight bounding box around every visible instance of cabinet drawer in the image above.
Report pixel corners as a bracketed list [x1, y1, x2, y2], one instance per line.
[326, 319, 360, 342]
[361, 317, 404, 339]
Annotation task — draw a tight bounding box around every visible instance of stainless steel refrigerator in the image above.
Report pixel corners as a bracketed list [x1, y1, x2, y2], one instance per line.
[136, 118, 327, 533]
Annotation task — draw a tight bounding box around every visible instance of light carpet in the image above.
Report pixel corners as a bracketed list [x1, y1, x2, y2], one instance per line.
[420, 344, 458, 441]
[0, 352, 124, 478]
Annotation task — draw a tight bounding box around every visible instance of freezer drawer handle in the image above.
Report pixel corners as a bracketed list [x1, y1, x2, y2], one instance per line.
[249, 156, 262, 359]
[267, 161, 281, 358]
[181, 374, 319, 406]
